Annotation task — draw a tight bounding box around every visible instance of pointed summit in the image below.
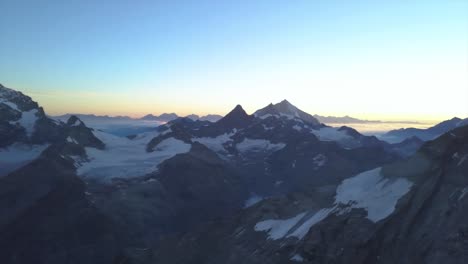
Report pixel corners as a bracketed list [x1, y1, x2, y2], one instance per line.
[254, 100, 321, 127]
[66, 115, 85, 127]
[65, 115, 105, 149]
[216, 104, 254, 129]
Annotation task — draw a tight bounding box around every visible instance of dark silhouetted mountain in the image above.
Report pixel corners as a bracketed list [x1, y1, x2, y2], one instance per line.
[382, 117, 468, 143]
[53, 113, 133, 122]
[199, 114, 223, 122]
[215, 104, 254, 130]
[185, 114, 199, 120]
[314, 114, 380, 124]
[140, 113, 179, 122]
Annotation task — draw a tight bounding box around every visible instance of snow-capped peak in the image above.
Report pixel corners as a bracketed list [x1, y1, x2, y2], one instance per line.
[253, 100, 321, 127]
[1, 84, 41, 139]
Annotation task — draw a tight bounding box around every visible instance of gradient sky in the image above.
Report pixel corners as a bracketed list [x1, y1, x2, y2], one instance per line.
[0, 0, 467, 121]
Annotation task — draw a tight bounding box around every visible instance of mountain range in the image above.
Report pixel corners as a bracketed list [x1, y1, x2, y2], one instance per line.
[54, 112, 223, 123]
[381, 117, 468, 143]
[1, 83, 468, 264]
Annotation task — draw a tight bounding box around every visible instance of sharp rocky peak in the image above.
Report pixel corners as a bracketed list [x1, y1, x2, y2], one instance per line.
[215, 104, 253, 129]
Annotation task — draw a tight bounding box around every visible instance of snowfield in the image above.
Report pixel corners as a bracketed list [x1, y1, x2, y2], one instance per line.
[76, 131, 191, 181]
[192, 131, 235, 155]
[310, 127, 352, 142]
[244, 193, 265, 208]
[335, 167, 413, 222]
[236, 138, 286, 153]
[0, 144, 49, 177]
[254, 212, 306, 240]
[254, 167, 413, 240]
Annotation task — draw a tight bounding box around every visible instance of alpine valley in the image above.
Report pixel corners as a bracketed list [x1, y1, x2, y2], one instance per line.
[1, 83, 468, 264]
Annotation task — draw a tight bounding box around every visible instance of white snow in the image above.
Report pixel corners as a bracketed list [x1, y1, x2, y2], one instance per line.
[254, 167, 413, 240]
[312, 154, 327, 168]
[193, 132, 234, 154]
[287, 207, 336, 239]
[244, 194, 265, 208]
[256, 113, 273, 119]
[0, 100, 19, 111]
[254, 212, 306, 240]
[458, 154, 468, 166]
[280, 113, 296, 120]
[290, 254, 304, 262]
[66, 136, 78, 144]
[71, 119, 82, 126]
[0, 144, 49, 176]
[293, 125, 302, 131]
[1, 95, 39, 137]
[335, 167, 413, 222]
[236, 138, 286, 153]
[76, 131, 191, 181]
[9, 109, 38, 137]
[311, 127, 352, 142]
[160, 128, 172, 135]
[262, 124, 273, 130]
[459, 187, 468, 201]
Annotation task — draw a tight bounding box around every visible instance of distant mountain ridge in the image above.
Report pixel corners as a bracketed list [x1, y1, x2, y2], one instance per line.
[381, 117, 468, 143]
[54, 113, 223, 123]
[314, 114, 380, 124]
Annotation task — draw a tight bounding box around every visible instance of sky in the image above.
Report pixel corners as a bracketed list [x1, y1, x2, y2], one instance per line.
[0, 0, 467, 121]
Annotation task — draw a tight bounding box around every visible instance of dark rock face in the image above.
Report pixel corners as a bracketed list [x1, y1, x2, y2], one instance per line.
[146, 122, 193, 152]
[65, 115, 105, 150]
[156, 143, 247, 225]
[387, 135, 425, 157]
[0, 121, 25, 147]
[216, 105, 254, 130]
[0, 149, 119, 264]
[31, 108, 62, 144]
[0, 84, 39, 112]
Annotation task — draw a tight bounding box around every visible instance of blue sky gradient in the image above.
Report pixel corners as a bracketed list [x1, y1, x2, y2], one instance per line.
[0, 0, 467, 120]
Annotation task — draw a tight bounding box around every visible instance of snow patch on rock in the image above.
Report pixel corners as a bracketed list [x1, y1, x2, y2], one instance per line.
[193, 132, 234, 154]
[9, 109, 38, 137]
[66, 136, 78, 144]
[254, 212, 306, 240]
[311, 127, 352, 142]
[244, 193, 265, 208]
[236, 138, 285, 153]
[254, 167, 413, 240]
[335, 167, 413, 222]
[290, 254, 304, 262]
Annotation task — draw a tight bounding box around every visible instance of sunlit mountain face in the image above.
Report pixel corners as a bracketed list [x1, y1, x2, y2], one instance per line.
[1, 1, 467, 264]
